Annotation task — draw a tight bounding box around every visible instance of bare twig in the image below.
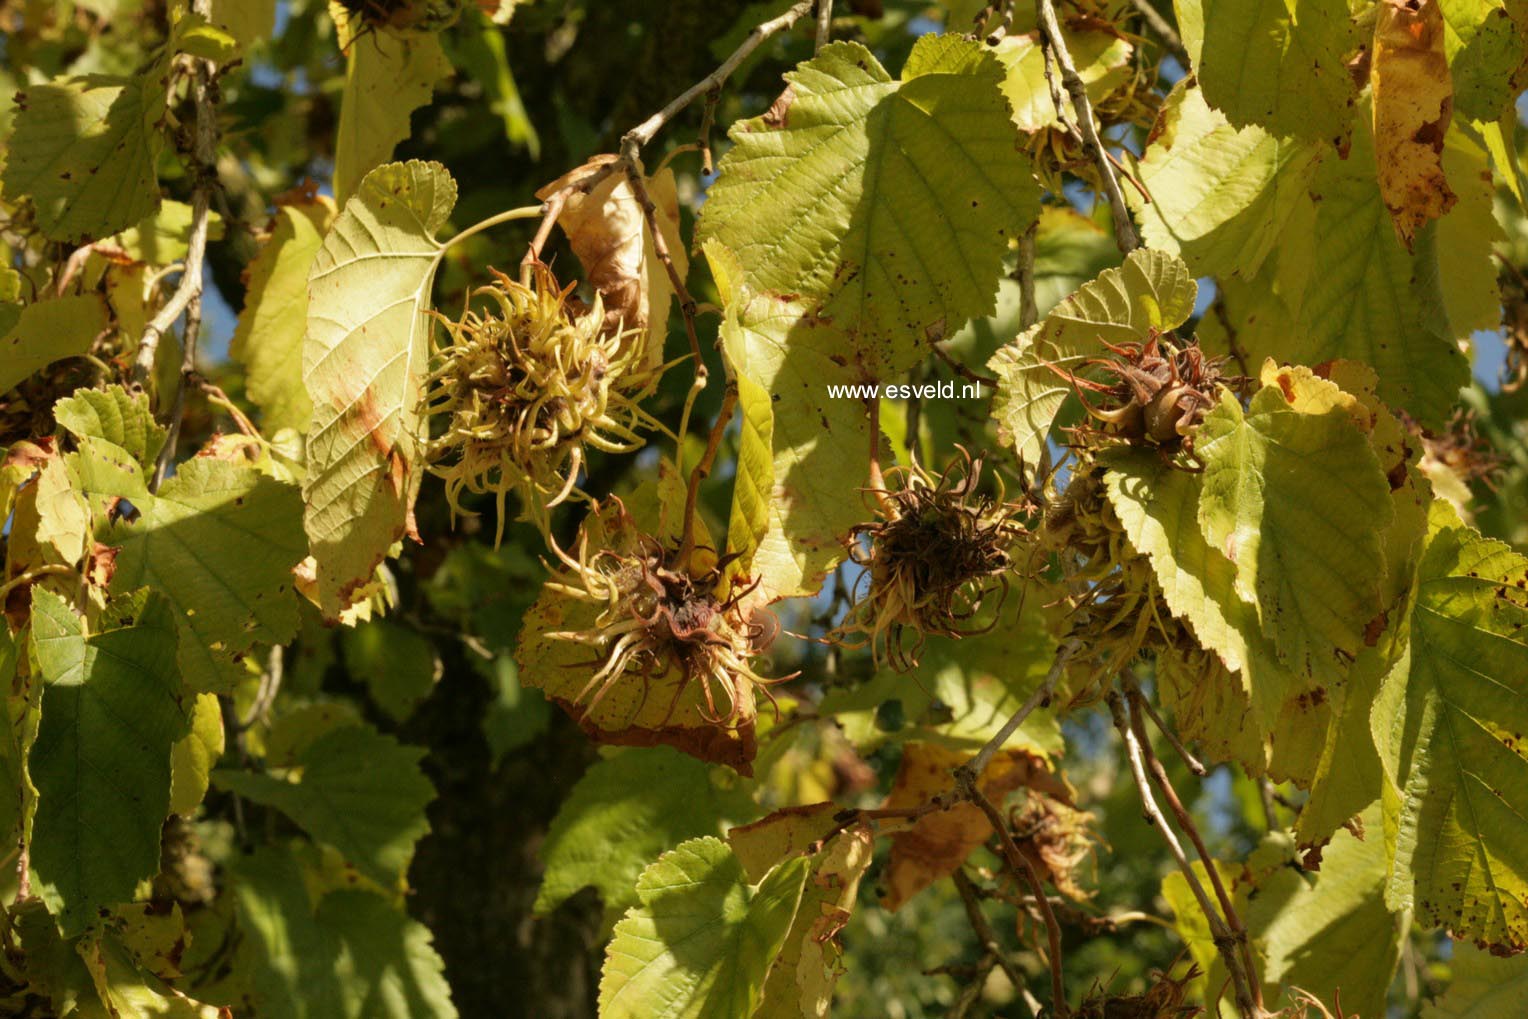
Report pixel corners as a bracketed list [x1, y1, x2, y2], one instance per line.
[676, 381, 738, 566]
[1107, 690, 1260, 1019]
[1034, 0, 1141, 253]
[1123, 675, 1206, 776]
[954, 773, 1068, 1015]
[1258, 778, 1280, 833]
[1128, 0, 1190, 68]
[960, 639, 1076, 782]
[953, 869, 1037, 1016]
[138, 24, 221, 491]
[523, 0, 815, 272]
[815, 0, 832, 52]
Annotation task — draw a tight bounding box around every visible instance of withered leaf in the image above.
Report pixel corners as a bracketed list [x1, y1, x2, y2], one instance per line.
[1372, 0, 1457, 248]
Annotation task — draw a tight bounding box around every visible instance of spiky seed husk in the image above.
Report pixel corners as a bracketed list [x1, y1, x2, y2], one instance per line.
[422, 269, 661, 542]
[839, 449, 1025, 671]
[544, 517, 788, 729]
[335, 0, 463, 32]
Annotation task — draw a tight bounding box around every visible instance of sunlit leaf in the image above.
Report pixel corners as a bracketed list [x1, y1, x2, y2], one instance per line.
[1372, 0, 1457, 247]
[334, 33, 452, 206]
[699, 35, 1038, 374]
[303, 160, 455, 620]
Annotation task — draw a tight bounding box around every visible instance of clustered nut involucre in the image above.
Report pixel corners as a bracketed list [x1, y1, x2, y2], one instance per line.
[840, 449, 1026, 671]
[544, 511, 789, 727]
[422, 268, 662, 543]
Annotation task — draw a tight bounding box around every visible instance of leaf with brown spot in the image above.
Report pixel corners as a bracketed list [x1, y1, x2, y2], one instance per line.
[878, 742, 1069, 911]
[303, 160, 456, 621]
[1372, 0, 1458, 247]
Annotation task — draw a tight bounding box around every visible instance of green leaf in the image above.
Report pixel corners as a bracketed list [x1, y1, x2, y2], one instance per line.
[728, 806, 875, 1019]
[334, 32, 452, 206]
[77, 931, 224, 1018]
[0, 295, 109, 394]
[1131, 83, 1324, 280]
[341, 619, 439, 723]
[988, 248, 1196, 466]
[1195, 384, 1394, 679]
[1373, 502, 1528, 954]
[1247, 811, 1402, 1018]
[991, 26, 1132, 132]
[232, 845, 457, 1019]
[303, 160, 455, 621]
[169, 692, 223, 816]
[1437, 128, 1506, 337]
[89, 454, 307, 695]
[1423, 944, 1528, 1017]
[698, 35, 1038, 374]
[1438, 0, 1528, 121]
[1101, 450, 1300, 752]
[712, 245, 872, 601]
[28, 587, 189, 936]
[2, 74, 165, 242]
[535, 747, 761, 925]
[231, 196, 334, 434]
[599, 837, 808, 1019]
[206, 0, 277, 51]
[53, 384, 165, 470]
[214, 722, 435, 888]
[1177, 0, 1360, 144]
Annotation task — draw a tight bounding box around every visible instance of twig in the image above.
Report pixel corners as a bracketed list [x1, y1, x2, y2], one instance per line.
[960, 639, 1076, 783]
[949, 952, 1000, 1019]
[954, 773, 1067, 1016]
[933, 341, 998, 388]
[620, 159, 701, 368]
[0, 564, 75, 603]
[1258, 778, 1280, 833]
[953, 869, 1036, 1015]
[697, 88, 721, 176]
[1107, 690, 1260, 1019]
[676, 381, 738, 566]
[1122, 675, 1206, 776]
[1034, 0, 1141, 253]
[523, 0, 816, 272]
[815, 0, 832, 51]
[234, 645, 284, 733]
[1128, 0, 1190, 68]
[139, 27, 222, 492]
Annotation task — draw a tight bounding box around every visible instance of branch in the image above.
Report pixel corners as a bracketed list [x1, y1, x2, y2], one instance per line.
[960, 638, 1076, 782]
[1034, 0, 1141, 253]
[953, 772, 1068, 1016]
[953, 869, 1039, 1017]
[1122, 674, 1206, 776]
[1106, 689, 1261, 1019]
[523, 0, 816, 271]
[1128, 0, 1190, 68]
[137, 32, 222, 492]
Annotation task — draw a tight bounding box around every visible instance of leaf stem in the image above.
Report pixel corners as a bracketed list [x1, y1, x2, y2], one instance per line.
[440, 205, 544, 256]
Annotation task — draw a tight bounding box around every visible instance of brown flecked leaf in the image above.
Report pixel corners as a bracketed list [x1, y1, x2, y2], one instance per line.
[1010, 796, 1097, 901]
[535, 156, 685, 372]
[1371, 0, 1456, 248]
[879, 742, 1069, 911]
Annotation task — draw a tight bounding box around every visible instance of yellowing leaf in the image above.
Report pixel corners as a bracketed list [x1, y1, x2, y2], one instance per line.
[1132, 83, 1324, 280]
[303, 160, 455, 620]
[232, 193, 336, 434]
[1373, 502, 1528, 954]
[600, 837, 808, 1019]
[169, 692, 224, 816]
[1, 74, 166, 242]
[878, 742, 1070, 911]
[333, 32, 452, 205]
[1196, 381, 1394, 680]
[1372, 0, 1458, 247]
[1177, 0, 1361, 144]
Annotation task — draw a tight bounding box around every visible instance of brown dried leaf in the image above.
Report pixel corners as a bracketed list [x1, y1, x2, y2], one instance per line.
[535, 156, 685, 371]
[1371, 0, 1456, 248]
[879, 742, 1069, 911]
